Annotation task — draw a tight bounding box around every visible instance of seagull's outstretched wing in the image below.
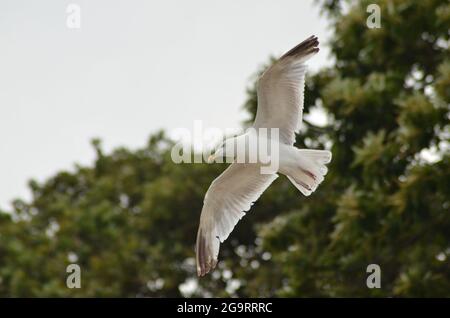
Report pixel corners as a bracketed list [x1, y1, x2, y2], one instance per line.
[196, 164, 278, 276]
[254, 35, 319, 145]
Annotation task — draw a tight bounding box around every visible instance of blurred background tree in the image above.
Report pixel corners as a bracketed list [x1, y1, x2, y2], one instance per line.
[0, 0, 448, 297]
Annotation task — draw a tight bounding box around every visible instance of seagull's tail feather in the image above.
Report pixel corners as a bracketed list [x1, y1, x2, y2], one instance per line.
[196, 225, 219, 277]
[280, 35, 320, 64]
[285, 149, 332, 196]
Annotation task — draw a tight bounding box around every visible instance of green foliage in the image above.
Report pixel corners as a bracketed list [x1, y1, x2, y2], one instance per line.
[0, 0, 448, 297]
[254, 0, 450, 297]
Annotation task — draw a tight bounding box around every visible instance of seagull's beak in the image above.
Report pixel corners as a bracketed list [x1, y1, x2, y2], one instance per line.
[207, 154, 215, 163]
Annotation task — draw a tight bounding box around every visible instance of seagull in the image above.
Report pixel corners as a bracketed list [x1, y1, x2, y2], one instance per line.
[196, 36, 332, 277]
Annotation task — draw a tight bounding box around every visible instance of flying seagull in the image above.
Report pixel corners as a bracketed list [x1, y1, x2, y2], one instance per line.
[196, 36, 332, 277]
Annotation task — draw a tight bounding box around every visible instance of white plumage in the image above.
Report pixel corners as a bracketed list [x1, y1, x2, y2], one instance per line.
[196, 36, 332, 276]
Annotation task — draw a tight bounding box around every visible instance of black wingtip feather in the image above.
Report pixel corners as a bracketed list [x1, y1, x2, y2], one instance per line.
[280, 35, 320, 59]
[196, 229, 218, 277]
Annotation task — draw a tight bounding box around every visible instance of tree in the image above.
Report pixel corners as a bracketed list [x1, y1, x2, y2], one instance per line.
[0, 0, 448, 297]
[244, 0, 450, 297]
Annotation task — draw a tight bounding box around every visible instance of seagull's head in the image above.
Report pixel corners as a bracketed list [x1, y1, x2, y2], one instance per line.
[207, 138, 236, 163]
[207, 141, 226, 163]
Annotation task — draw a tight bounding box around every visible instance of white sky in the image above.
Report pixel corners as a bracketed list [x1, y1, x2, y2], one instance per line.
[0, 0, 332, 210]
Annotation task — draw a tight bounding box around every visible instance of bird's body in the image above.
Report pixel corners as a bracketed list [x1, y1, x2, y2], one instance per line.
[196, 36, 332, 276]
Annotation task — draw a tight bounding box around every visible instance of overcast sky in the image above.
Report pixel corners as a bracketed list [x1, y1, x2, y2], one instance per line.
[0, 0, 332, 210]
